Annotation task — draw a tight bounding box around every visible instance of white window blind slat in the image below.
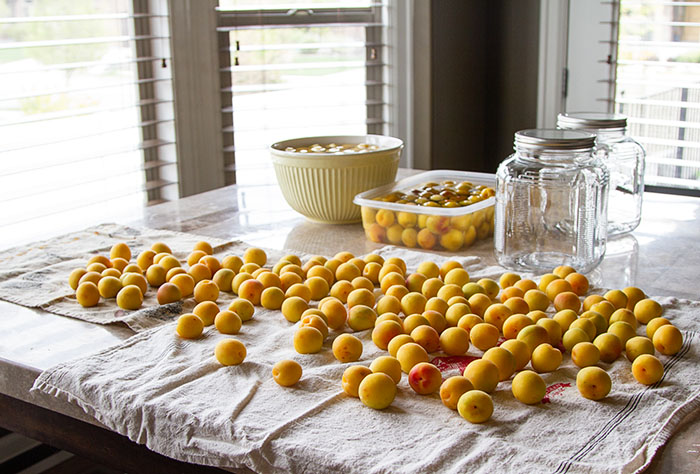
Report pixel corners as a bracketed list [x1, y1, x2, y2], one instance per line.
[2, 97, 174, 127]
[646, 174, 700, 189]
[1, 175, 176, 228]
[615, 18, 700, 26]
[0, 56, 168, 74]
[217, 22, 383, 31]
[648, 156, 700, 169]
[616, 98, 700, 109]
[0, 77, 172, 102]
[225, 40, 383, 52]
[614, 39, 700, 48]
[615, 59, 700, 68]
[226, 117, 385, 133]
[223, 79, 384, 93]
[627, 116, 700, 130]
[0, 35, 169, 50]
[0, 140, 176, 178]
[610, 78, 700, 89]
[1, 118, 174, 154]
[221, 59, 385, 72]
[608, 1, 700, 6]
[218, 1, 384, 9]
[0, 13, 167, 24]
[228, 98, 385, 112]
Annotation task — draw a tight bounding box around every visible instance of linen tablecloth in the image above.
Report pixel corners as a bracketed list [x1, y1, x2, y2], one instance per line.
[31, 244, 700, 473]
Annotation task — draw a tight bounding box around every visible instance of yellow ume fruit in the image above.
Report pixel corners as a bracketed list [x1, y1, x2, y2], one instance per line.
[273, 360, 303, 387]
[632, 354, 664, 385]
[652, 324, 683, 355]
[332, 333, 363, 362]
[511, 370, 546, 405]
[69, 268, 88, 290]
[457, 390, 493, 423]
[439, 376, 474, 410]
[157, 282, 182, 304]
[370, 356, 402, 384]
[194, 279, 220, 303]
[98, 276, 122, 298]
[110, 242, 132, 261]
[229, 298, 255, 322]
[342, 365, 373, 397]
[576, 366, 611, 400]
[358, 372, 397, 410]
[176, 314, 204, 339]
[294, 326, 324, 354]
[463, 359, 499, 393]
[116, 285, 143, 310]
[215, 339, 247, 366]
[193, 301, 219, 326]
[76, 281, 100, 307]
[214, 310, 243, 334]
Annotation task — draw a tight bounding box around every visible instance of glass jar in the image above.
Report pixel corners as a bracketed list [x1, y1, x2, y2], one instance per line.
[494, 129, 609, 273]
[557, 112, 645, 236]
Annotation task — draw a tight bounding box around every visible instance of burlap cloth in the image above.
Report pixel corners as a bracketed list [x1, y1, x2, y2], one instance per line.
[27, 237, 700, 474]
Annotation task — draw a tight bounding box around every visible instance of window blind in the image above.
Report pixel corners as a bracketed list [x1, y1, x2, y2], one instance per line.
[602, 0, 700, 192]
[0, 0, 176, 247]
[216, 0, 390, 185]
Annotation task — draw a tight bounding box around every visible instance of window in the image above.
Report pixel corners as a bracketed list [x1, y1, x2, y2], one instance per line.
[615, 0, 700, 192]
[0, 0, 176, 247]
[216, 0, 393, 185]
[564, 0, 700, 194]
[0, 0, 402, 248]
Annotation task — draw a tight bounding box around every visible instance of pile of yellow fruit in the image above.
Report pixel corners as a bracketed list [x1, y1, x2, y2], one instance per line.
[329, 261, 682, 421]
[68, 240, 266, 366]
[69, 243, 684, 422]
[226, 252, 679, 420]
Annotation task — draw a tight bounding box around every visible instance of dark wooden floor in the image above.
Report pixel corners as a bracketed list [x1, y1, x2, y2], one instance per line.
[0, 428, 123, 474]
[0, 394, 230, 474]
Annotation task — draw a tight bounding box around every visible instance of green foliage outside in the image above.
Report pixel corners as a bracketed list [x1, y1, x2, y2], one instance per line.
[670, 51, 700, 64]
[0, 0, 125, 66]
[1, 0, 131, 114]
[230, 25, 365, 87]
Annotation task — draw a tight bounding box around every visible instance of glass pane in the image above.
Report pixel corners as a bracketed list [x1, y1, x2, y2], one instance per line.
[617, 1, 700, 190]
[219, 0, 375, 11]
[0, 0, 172, 248]
[226, 23, 373, 184]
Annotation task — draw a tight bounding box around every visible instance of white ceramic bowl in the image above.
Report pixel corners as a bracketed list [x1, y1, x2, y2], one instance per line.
[270, 135, 403, 224]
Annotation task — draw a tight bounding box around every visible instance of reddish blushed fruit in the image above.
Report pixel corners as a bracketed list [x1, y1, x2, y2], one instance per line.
[408, 362, 443, 395]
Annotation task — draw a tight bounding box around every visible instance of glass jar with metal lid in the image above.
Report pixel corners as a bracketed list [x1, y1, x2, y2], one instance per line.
[557, 112, 645, 236]
[494, 129, 609, 273]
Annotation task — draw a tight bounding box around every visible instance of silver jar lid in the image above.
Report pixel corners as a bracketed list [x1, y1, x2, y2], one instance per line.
[557, 112, 628, 129]
[514, 129, 596, 151]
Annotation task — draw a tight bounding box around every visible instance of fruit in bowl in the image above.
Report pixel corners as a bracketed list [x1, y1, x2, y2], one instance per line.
[270, 135, 403, 224]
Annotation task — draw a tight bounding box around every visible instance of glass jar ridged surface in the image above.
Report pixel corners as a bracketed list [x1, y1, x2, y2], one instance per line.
[494, 129, 609, 273]
[557, 113, 645, 236]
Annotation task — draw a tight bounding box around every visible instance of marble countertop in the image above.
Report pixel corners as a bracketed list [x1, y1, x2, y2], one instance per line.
[1, 170, 699, 472]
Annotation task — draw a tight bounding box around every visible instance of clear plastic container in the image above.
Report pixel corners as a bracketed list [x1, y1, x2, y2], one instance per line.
[494, 129, 609, 273]
[353, 170, 495, 251]
[557, 112, 645, 236]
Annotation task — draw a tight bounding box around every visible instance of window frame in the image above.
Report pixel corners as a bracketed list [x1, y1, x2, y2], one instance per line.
[215, 4, 389, 185]
[166, 0, 413, 195]
[540, 0, 700, 197]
